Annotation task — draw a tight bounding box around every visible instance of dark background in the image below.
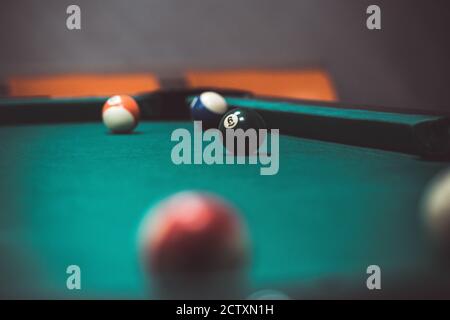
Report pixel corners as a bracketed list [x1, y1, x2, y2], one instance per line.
[0, 0, 449, 111]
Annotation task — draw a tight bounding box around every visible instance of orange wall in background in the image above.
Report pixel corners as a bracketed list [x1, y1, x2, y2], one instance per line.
[7, 70, 337, 101]
[186, 69, 337, 101]
[7, 74, 160, 97]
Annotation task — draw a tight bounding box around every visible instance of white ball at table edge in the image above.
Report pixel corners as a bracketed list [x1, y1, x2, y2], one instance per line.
[199, 91, 228, 114]
[423, 169, 450, 243]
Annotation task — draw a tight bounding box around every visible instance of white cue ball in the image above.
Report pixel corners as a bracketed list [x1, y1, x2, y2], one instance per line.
[423, 169, 450, 248]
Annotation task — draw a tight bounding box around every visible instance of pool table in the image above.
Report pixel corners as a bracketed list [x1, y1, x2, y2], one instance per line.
[1, 88, 450, 299]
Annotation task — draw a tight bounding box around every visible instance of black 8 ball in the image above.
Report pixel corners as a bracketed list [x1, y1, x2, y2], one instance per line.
[218, 108, 267, 156]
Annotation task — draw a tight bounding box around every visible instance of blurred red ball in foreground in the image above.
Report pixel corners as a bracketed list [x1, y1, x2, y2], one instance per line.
[138, 192, 249, 275]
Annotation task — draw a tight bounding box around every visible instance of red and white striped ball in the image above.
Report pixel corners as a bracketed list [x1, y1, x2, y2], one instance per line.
[102, 95, 140, 133]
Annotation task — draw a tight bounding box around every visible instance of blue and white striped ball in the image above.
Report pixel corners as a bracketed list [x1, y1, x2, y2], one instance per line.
[190, 91, 228, 128]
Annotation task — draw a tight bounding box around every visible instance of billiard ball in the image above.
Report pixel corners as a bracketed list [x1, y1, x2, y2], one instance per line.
[190, 91, 228, 129]
[138, 191, 249, 298]
[139, 191, 248, 274]
[102, 95, 140, 133]
[218, 108, 267, 156]
[422, 169, 450, 251]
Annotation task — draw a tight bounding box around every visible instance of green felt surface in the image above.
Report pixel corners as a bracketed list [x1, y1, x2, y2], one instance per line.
[0, 121, 448, 298]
